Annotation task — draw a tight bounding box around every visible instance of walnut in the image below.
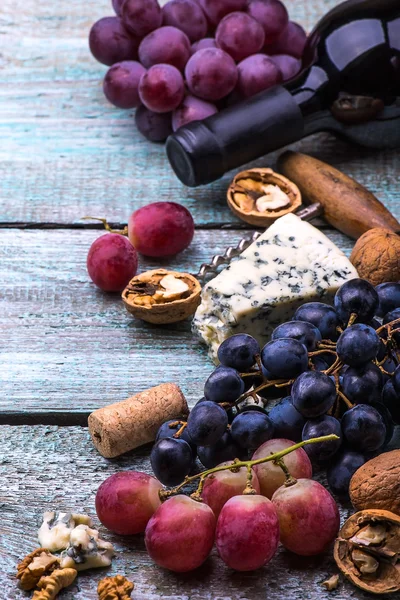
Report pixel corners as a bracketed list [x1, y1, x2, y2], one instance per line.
[321, 574, 340, 591]
[350, 228, 400, 286]
[97, 575, 134, 599]
[32, 568, 77, 600]
[16, 548, 59, 591]
[227, 168, 302, 226]
[38, 511, 93, 552]
[349, 450, 400, 516]
[334, 509, 400, 594]
[60, 524, 114, 571]
[122, 269, 201, 324]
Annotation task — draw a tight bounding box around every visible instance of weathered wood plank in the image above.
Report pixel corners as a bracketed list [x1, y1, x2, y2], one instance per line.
[2, 424, 398, 600]
[0, 228, 354, 416]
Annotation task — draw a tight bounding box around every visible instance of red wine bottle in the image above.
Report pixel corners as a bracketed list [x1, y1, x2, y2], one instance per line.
[166, 0, 400, 187]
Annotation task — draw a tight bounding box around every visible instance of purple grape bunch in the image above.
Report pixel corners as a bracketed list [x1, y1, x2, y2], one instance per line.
[89, 0, 308, 143]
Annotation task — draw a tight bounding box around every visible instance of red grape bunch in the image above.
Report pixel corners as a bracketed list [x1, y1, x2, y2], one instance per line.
[89, 0, 308, 143]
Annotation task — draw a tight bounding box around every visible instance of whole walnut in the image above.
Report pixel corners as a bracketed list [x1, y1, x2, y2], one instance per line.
[350, 228, 400, 285]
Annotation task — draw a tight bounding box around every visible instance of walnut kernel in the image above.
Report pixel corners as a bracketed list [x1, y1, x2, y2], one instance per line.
[350, 228, 400, 285]
[98, 574, 134, 599]
[32, 567, 77, 600]
[17, 549, 59, 591]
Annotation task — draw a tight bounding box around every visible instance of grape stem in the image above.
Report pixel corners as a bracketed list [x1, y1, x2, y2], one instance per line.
[82, 216, 128, 235]
[274, 458, 297, 487]
[159, 435, 339, 502]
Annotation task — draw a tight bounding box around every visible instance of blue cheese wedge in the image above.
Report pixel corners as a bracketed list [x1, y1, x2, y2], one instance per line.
[193, 214, 358, 361]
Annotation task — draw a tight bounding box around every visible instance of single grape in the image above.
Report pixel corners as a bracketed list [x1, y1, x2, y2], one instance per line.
[375, 282, 400, 317]
[217, 334, 260, 371]
[191, 38, 217, 54]
[87, 233, 138, 292]
[370, 400, 395, 446]
[334, 278, 379, 324]
[272, 479, 340, 556]
[89, 17, 140, 66]
[150, 438, 193, 486]
[382, 379, 400, 424]
[162, 0, 208, 42]
[135, 106, 172, 142]
[272, 320, 322, 352]
[197, 431, 244, 468]
[336, 323, 380, 367]
[293, 302, 339, 340]
[128, 201, 194, 256]
[204, 366, 245, 403]
[198, 0, 247, 27]
[236, 54, 282, 98]
[252, 438, 312, 498]
[381, 357, 397, 383]
[112, 0, 124, 16]
[383, 307, 400, 325]
[122, 0, 162, 37]
[268, 396, 306, 442]
[216, 495, 280, 571]
[302, 415, 342, 462]
[269, 54, 301, 81]
[247, 0, 289, 44]
[185, 48, 238, 101]
[145, 495, 216, 572]
[201, 461, 260, 517]
[342, 362, 383, 405]
[96, 471, 162, 535]
[156, 420, 196, 455]
[138, 26, 191, 71]
[231, 411, 274, 450]
[138, 64, 185, 113]
[327, 450, 366, 497]
[292, 371, 336, 418]
[342, 404, 386, 452]
[103, 61, 146, 109]
[264, 21, 307, 59]
[261, 338, 308, 379]
[187, 401, 228, 446]
[172, 95, 217, 131]
[311, 356, 330, 371]
[216, 13, 265, 62]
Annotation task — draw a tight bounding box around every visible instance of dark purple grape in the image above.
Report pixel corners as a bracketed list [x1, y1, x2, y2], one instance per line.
[247, 0, 289, 45]
[336, 324, 380, 367]
[231, 411, 274, 450]
[383, 307, 400, 325]
[302, 415, 342, 462]
[293, 302, 339, 341]
[270, 54, 301, 81]
[135, 106, 173, 142]
[112, 0, 124, 16]
[162, 0, 208, 42]
[185, 48, 238, 101]
[369, 401, 395, 447]
[272, 320, 321, 352]
[122, 0, 162, 37]
[375, 282, 400, 318]
[89, 17, 140, 66]
[197, 431, 244, 468]
[156, 419, 196, 455]
[217, 334, 260, 372]
[335, 279, 379, 325]
[311, 356, 329, 372]
[341, 404, 386, 452]
[261, 338, 308, 379]
[236, 54, 282, 98]
[204, 366, 244, 404]
[139, 26, 191, 71]
[341, 362, 383, 405]
[268, 396, 306, 442]
[216, 12, 265, 62]
[191, 38, 217, 54]
[103, 61, 146, 109]
[382, 379, 400, 424]
[292, 371, 336, 418]
[327, 451, 366, 497]
[172, 95, 217, 131]
[187, 401, 228, 446]
[150, 438, 193, 486]
[264, 21, 307, 58]
[139, 64, 185, 113]
[198, 0, 247, 27]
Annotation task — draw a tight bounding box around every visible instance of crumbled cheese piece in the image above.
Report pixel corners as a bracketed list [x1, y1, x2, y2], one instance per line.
[60, 525, 114, 571]
[38, 512, 92, 552]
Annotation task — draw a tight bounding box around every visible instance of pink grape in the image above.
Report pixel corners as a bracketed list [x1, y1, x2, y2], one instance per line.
[122, 0, 162, 37]
[103, 61, 146, 109]
[95, 471, 162, 535]
[236, 54, 282, 98]
[172, 95, 218, 131]
[201, 461, 260, 517]
[272, 479, 340, 556]
[247, 0, 288, 44]
[139, 26, 191, 71]
[252, 439, 312, 499]
[216, 495, 279, 571]
[87, 233, 138, 292]
[135, 106, 173, 142]
[89, 17, 140, 66]
[185, 48, 238, 101]
[112, 0, 124, 16]
[145, 495, 216, 572]
[270, 54, 302, 81]
[191, 37, 217, 54]
[139, 64, 184, 113]
[265, 21, 307, 58]
[162, 0, 208, 42]
[216, 12, 265, 62]
[198, 0, 247, 27]
[128, 201, 194, 257]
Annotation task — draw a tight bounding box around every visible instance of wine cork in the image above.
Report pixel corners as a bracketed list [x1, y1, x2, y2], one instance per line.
[88, 383, 188, 458]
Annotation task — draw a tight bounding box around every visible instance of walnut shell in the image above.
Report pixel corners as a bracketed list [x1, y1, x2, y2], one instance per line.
[122, 269, 201, 324]
[227, 168, 302, 226]
[350, 228, 400, 286]
[349, 450, 400, 516]
[334, 509, 400, 594]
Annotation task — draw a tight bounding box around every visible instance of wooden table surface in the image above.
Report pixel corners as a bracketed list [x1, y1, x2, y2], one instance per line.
[1, 0, 400, 598]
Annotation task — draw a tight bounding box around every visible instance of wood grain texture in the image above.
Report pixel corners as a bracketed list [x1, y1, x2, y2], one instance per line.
[2, 425, 399, 600]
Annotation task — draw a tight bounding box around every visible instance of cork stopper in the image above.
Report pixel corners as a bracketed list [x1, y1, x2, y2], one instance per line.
[88, 383, 189, 458]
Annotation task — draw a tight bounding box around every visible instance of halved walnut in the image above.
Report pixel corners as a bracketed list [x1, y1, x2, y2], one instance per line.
[227, 168, 302, 226]
[334, 509, 400, 594]
[122, 269, 201, 324]
[59, 524, 114, 571]
[17, 548, 59, 591]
